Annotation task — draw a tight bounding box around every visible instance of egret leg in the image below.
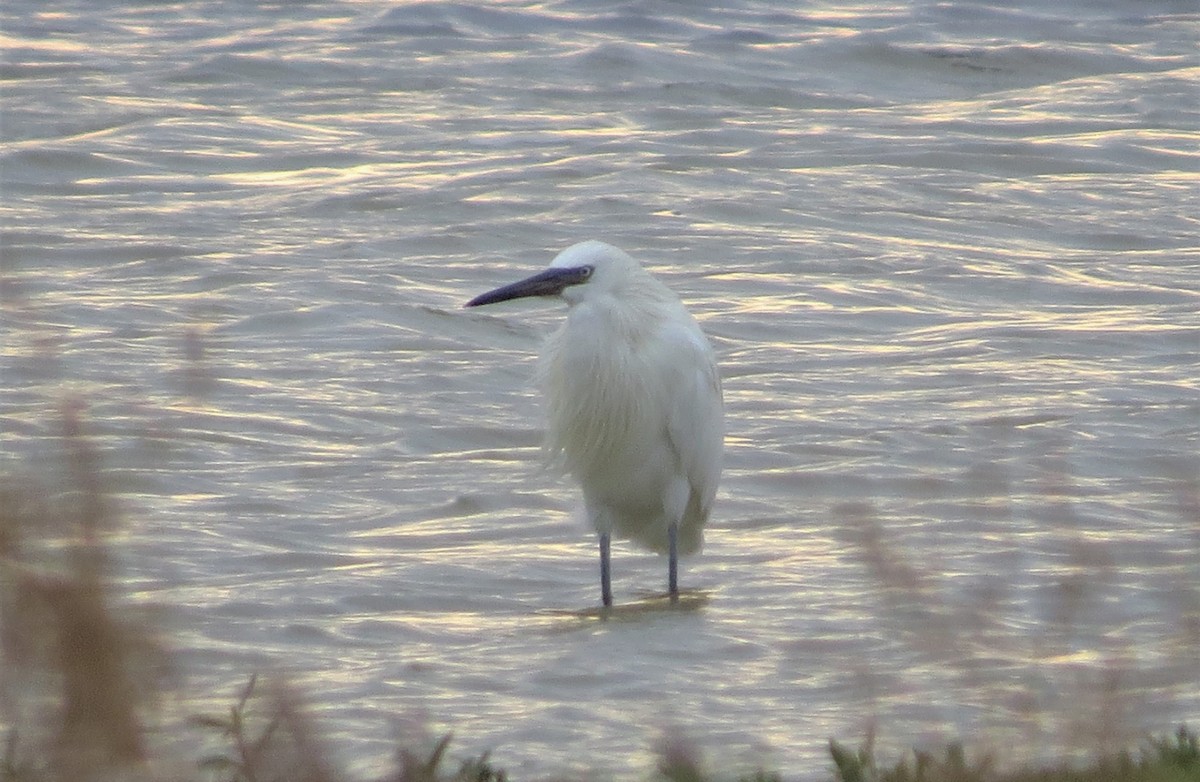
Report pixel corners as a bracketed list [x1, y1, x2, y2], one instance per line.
[667, 521, 679, 603]
[599, 532, 612, 608]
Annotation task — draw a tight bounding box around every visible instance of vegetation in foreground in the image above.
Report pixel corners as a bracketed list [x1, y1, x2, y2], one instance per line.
[824, 726, 1198, 782]
[5, 667, 1198, 782]
[184, 698, 1200, 782]
[2, 404, 1197, 782]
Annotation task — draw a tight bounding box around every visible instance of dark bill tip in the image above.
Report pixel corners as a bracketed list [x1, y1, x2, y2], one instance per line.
[464, 266, 591, 308]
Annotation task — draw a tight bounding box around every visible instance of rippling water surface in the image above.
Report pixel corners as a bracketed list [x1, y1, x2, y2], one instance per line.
[2, 1, 1198, 778]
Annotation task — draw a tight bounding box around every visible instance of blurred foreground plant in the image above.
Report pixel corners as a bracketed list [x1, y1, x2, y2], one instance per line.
[0, 401, 169, 780]
[191, 674, 506, 782]
[191, 674, 338, 782]
[829, 724, 1198, 782]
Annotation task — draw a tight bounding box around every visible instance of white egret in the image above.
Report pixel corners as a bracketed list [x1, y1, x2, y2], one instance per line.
[466, 241, 723, 608]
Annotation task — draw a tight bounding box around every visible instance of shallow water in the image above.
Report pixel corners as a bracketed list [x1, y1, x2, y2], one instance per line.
[2, 1, 1198, 778]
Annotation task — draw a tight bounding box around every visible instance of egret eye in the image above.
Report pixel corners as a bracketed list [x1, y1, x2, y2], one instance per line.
[580, 265, 594, 278]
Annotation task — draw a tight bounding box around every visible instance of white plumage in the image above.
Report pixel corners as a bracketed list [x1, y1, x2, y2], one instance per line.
[467, 241, 723, 607]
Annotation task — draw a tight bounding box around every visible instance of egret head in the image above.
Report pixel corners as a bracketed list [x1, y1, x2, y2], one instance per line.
[464, 240, 641, 308]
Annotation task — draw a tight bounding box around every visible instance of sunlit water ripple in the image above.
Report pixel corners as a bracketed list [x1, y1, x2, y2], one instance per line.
[2, 1, 1198, 778]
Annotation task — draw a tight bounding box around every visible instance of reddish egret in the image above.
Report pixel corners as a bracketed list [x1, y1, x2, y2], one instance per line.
[466, 241, 723, 608]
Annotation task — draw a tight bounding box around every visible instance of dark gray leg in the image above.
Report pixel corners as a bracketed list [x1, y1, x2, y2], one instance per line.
[599, 532, 612, 608]
[668, 521, 679, 603]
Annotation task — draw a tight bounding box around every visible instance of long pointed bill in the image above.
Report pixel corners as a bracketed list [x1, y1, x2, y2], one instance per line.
[465, 266, 591, 308]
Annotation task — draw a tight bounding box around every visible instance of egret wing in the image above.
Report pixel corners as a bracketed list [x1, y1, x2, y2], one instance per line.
[658, 317, 724, 516]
